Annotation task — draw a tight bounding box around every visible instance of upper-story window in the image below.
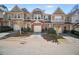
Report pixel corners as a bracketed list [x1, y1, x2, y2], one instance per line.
[76, 19, 79, 23]
[38, 17, 40, 19]
[8, 14, 11, 19]
[44, 16, 48, 20]
[33, 14, 41, 20]
[55, 16, 62, 22]
[18, 14, 20, 18]
[24, 14, 26, 19]
[13, 14, 22, 18]
[27, 17, 30, 19]
[14, 14, 17, 18]
[0, 13, 3, 18]
[38, 14, 41, 19]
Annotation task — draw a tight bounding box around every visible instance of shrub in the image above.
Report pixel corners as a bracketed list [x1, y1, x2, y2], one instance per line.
[47, 28, 57, 35]
[27, 27, 32, 32]
[21, 27, 32, 33]
[49, 34, 58, 39]
[71, 30, 79, 36]
[0, 26, 13, 33]
[21, 28, 28, 33]
[71, 30, 75, 34]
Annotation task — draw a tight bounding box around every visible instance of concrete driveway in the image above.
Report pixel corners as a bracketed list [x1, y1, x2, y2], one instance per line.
[0, 33, 79, 55]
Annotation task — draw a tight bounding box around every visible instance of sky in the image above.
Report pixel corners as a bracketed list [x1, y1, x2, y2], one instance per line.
[4, 4, 76, 14]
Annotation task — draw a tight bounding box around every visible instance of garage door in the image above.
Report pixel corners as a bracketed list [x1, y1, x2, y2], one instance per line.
[34, 25, 41, 32]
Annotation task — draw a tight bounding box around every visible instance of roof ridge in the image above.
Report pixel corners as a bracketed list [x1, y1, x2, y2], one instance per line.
[53, 7, 65, 14]
[10, 5, 23, 12]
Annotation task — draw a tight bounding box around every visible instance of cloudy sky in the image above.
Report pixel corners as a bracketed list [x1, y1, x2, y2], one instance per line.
[4, 4, 76, 14]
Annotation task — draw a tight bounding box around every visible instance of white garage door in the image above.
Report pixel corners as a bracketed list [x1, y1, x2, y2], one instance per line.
[34, 25, 41, 32]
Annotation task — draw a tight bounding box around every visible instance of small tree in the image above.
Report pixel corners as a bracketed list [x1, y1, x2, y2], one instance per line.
[47, 28, 57, 35]
[27, 26, 31, 32]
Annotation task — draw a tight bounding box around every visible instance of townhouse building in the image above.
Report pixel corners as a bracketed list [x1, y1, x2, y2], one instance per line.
[0, 5, 79, 33]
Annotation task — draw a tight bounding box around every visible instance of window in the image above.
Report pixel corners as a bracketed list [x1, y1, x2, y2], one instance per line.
[27, 17, 30, 19]
[18, 14, 20, 18]
[38, 17, 40, 19]
[0, 14, 3, 18]
[55, 16, 62, 22]
[24, 14, 26, 19]
[14, 14, 17, 18]
[76, 19, 79, 23]
[35, 17, 37, 19]
[8, 14, 11, 19]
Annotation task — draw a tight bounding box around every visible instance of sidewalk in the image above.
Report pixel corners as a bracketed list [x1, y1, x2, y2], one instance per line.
[63, 34, 79, 45]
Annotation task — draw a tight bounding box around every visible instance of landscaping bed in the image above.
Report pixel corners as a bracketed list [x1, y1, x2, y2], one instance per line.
[0, 32, 32, 40]
[70, 30, 79, 38]
[42, 28, 64, 43]
[0, 27, 33, 40]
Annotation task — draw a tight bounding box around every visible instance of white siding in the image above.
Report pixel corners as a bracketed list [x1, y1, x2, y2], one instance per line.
[0, 13, 3, 18]
[71, 10, 79, 23]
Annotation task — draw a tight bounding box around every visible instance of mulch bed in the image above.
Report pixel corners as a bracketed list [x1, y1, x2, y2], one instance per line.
[42, 33, 58, 43]
[0, 32, 32, 40]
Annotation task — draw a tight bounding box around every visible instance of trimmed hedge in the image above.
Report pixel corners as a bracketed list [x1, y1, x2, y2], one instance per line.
[0, 26, 13, 33]
[21, 27, 32, 33]
[71, 30, 79, 36]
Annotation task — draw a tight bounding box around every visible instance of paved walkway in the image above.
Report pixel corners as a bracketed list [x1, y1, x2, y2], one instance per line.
[0, 33, 79, 55]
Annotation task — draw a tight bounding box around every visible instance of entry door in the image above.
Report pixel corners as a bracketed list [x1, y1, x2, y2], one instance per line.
[34, 25, 41, 32]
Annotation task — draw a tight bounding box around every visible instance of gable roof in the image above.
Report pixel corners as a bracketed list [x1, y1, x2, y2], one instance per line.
[53, 7, 65, 14]
[0, 9, 4, 12]
[21, 8, 29, 13]
[10, 5, 23, 12]
[0, 5, 8, 12]
[32, 8, 43, 14]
